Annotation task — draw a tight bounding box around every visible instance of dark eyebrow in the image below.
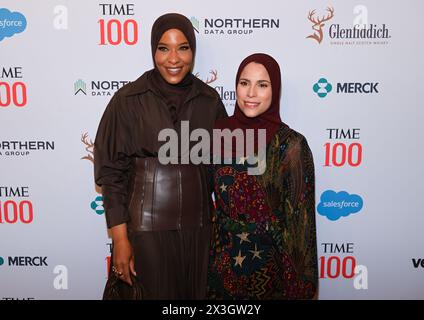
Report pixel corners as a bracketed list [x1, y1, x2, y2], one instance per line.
[239, 78, 271, 84]
[157, 41, 190, 46]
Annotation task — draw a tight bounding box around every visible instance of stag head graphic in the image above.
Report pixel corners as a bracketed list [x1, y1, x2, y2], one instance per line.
[81, 132, 94, 163]
[195, 70, 218, 84]
[306, 7, 335, 44]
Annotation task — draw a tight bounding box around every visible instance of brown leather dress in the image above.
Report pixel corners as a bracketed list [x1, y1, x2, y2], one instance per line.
[94, 70, 227, 299]
[127, 158, 211, 232]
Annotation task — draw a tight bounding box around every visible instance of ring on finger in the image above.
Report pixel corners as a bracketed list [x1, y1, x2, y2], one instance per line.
[112, 266, 123, 277]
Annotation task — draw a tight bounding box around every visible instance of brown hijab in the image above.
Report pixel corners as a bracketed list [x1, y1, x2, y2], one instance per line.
[214, 53, 284, 157]
[150, 13, 196, 123]
[150, 13, 196, 58]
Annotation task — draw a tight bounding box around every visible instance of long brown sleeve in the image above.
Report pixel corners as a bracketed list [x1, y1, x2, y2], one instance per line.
[94, 93, 135, 228]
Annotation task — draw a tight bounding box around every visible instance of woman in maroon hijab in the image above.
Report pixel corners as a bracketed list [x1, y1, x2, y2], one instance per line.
[207, 53, 318, 299]
[94, 13, 227, 299]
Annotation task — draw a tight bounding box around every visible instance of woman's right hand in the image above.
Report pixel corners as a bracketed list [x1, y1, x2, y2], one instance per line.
[113, 238, 136, 285]
[110, 223, 137, 285]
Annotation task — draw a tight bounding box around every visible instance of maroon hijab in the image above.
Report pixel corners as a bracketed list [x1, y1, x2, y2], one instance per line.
[214, 53, 283, 157]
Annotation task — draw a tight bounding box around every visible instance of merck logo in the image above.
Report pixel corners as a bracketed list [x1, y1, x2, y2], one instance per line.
[313, 77, 379, 98]
[313, 78, 332, 98]
[91, 196, 104, 215]
[0, 256, 48, 266]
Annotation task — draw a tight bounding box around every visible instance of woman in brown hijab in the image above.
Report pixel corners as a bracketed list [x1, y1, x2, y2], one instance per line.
[94, 13, 227, 299]
[207, 53, 318, 299]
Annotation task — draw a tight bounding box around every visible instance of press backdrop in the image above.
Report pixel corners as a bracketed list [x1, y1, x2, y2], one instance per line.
[1, 0, 423, 299]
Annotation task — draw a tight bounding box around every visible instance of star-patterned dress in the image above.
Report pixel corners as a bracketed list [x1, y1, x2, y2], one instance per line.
[207, 124, 318, 299]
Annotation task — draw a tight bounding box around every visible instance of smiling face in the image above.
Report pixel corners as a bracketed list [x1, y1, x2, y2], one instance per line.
[154, 28, 193, 84]
[236, 62, 272, 118]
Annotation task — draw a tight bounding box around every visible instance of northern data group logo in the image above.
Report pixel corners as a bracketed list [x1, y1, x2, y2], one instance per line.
[190, 16, 279, 36]
[0, 140, 55, 157]
[74, 79, 87, 95]
[0, 8, 27, 42]
[74, 79, 129, 96]
[190, 17, 200, 33]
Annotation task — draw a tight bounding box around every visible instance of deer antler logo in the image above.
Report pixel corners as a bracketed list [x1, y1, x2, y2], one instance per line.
[195, 70, 218, 84]
[307, 7, 335, 44]
[81, 132, 94, 163]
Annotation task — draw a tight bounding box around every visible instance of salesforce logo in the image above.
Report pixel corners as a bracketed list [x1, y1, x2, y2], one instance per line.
[317, 190, 363, 221]
[0, 8, 27, 42]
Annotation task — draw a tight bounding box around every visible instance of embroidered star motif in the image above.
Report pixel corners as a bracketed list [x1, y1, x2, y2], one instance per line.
[233, 250, 246, 267]
[219, 182, 227, 193]
[238, 156, 248, 164]
[249, 244, 264, 260]
[236, 232, 251, 244]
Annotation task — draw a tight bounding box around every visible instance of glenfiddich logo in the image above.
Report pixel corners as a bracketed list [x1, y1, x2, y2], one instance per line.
[194, 70, 218, 84]
[307, 7, 335, 44]
[306, 5, 391, 46]
[81, 132, 94, 163]
[81, 132, 102, 195]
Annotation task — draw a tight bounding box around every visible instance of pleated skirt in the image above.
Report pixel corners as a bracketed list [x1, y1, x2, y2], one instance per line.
[129, 225, 211, 300]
